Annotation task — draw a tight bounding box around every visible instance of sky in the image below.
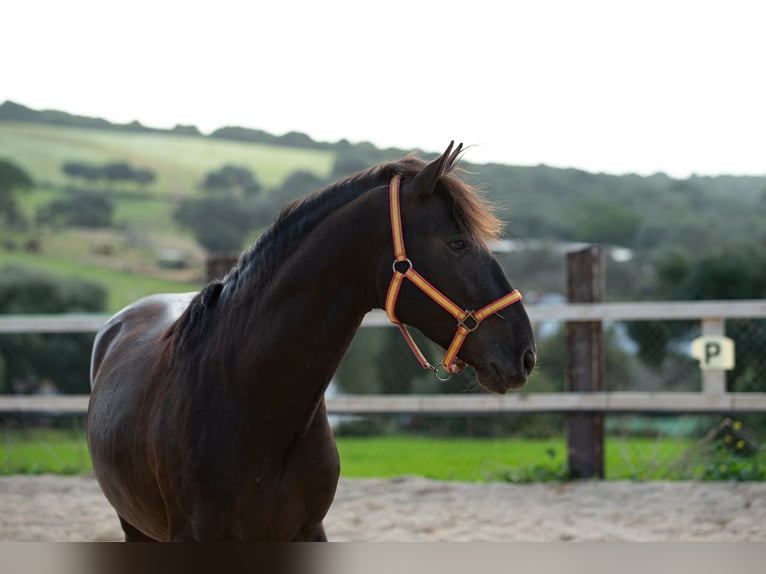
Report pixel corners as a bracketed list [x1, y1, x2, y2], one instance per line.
[3, 0, 765, 178]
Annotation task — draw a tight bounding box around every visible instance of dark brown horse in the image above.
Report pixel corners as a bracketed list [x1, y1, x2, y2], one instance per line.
[87, 142, 536, 541]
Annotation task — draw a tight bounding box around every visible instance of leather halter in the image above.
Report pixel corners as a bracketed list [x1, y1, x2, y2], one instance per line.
[384, 175, 522, 380]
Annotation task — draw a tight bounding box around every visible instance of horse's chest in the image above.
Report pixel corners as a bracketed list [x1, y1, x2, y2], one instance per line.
[170, 418, 340, 540]
[264, 426, 341, 537]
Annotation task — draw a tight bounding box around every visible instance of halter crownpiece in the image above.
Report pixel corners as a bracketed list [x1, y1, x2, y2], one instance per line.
[384, 175, 522, 380]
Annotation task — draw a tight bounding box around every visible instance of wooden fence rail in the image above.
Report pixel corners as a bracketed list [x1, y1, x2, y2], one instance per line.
[3, 391, 766, 417]
[2, 299, 765, 331]
[1, 298, 765, 418]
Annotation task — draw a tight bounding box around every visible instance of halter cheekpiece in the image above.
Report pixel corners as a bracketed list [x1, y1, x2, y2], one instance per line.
[384, 175, 522, 380]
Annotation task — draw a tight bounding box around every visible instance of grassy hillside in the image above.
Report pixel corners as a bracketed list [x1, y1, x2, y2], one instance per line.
[3, 115, 765, 313]
[0, 121, 336, 311]
[0, 121, 334, 192]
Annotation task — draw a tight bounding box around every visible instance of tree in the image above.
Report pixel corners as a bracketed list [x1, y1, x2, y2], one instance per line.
[0, 159, 33, 190]
[0, 158, 33, 226]
[61, 160, 156, 188]
[330, 148, 378, 180]
[177, 165, 265, 254]
[627, 245, 766, 394]
[37, 191, 114, 228]
[103, 161, 136, 184]
[574, 199, 642, 246]
[272, 170, 324, 204]
[62, 161, 104, 183]
[174, 196, 258, 254]
[201, 165, 261, 198]
[133, 168, 156, 187]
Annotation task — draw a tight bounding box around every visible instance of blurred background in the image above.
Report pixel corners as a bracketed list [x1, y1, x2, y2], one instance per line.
[1, 1, 764, 481]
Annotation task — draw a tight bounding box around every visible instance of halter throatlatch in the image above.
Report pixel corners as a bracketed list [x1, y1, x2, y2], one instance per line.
[385, 175, 522, 380]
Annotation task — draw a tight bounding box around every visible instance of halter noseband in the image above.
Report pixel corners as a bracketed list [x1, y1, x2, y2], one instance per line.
[385, 175, 522, 380]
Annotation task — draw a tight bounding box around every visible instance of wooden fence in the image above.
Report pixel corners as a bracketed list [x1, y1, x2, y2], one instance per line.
[2, 298, 765, 418]
[1, 242, 765, 478]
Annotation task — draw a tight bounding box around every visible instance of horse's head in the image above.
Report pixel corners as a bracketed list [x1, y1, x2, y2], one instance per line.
[381, 142, 536, 393]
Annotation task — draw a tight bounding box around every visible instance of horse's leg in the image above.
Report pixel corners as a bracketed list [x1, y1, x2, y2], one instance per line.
[302, 522, 328, 542]
[118, 515, 158, 542]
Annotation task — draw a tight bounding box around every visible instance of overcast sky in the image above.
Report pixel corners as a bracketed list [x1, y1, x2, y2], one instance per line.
[3, 0, 765, 178]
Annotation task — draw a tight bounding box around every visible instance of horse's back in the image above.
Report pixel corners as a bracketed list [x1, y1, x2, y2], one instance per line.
[90, 292, 196, 387]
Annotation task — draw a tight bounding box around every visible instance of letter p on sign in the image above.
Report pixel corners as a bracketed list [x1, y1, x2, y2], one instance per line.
[691, 336, 735, 370]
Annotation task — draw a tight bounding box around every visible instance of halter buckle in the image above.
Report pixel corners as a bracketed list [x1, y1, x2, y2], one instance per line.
[457, 311, 480, 332]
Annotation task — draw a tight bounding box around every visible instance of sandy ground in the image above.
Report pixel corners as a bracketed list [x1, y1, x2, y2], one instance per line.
[1, 475, 765, 542]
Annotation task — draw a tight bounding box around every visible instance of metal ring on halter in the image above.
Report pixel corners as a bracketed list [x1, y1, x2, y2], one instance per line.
[457, 311, 480, 332]
[432, 364, 453, 381]
[392, 258, 413, 274]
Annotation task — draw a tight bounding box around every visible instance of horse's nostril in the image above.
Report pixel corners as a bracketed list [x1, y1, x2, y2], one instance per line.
[523, 350, 536, 377]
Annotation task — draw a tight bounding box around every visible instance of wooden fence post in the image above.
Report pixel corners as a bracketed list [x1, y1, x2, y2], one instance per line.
[206, 254, 239, 283]
[566, 246, 605, 478]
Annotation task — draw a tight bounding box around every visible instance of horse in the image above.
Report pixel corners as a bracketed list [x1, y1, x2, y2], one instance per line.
[86, 142, 536, 541]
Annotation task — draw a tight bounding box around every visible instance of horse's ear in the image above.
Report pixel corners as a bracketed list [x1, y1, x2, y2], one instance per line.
[408, 141, 463, 198]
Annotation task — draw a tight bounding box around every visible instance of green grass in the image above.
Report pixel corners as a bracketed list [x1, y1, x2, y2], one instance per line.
[2, 427, 92, 475]
[0, 431, 568, 479]
[4, 428, 760, 481]
[111, 196, 182, 232]
[605, 437, 699, 479]
[337, 436, 567, 481]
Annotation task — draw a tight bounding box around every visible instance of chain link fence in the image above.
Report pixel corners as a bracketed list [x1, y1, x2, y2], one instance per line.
[329, 312, 766, 480]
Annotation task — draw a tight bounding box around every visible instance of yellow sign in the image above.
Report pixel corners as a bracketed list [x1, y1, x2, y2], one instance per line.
[691, 336, 735, 370]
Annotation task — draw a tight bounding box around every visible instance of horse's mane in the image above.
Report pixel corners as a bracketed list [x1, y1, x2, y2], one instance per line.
[166, 153, 502, 340]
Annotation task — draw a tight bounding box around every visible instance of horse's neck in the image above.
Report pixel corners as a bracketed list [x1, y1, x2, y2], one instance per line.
[215, 190, 387, 428]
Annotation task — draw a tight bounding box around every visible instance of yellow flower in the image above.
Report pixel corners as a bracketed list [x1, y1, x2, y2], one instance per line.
[737, 440, 745, 450]
[733, 421, 743, 430]
[724, 435, 733, 443]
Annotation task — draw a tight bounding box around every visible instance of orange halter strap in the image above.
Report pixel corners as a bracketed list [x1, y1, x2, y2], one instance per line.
[384, 175, 522, 380]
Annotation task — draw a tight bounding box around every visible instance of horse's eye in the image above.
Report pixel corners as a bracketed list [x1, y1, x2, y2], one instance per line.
[448, 238, 467, 252]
